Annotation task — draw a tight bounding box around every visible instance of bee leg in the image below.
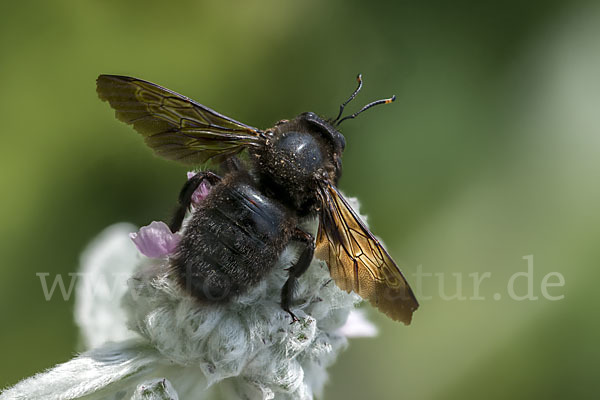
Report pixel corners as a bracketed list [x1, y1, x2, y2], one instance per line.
[281, 228, 315, 324]
[169, 171, 222, 232]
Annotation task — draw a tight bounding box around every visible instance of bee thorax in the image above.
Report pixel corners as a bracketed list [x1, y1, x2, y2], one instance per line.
[254, 130, 328, 215]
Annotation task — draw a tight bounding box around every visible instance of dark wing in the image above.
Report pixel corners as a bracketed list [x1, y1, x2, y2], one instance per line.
[316, 182, 419, 325]
[96, 75, 264, 165]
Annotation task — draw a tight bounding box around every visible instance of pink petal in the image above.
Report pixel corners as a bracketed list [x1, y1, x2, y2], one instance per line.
[337, 310, 378, 338]
[187, 171, 213, 206]
[191, 180, 212, 205]
[129, 221, 181, 258]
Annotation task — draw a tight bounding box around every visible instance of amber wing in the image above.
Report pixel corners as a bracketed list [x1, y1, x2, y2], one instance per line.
[315, 182, 419, 324]
[96, 75, 264, 165]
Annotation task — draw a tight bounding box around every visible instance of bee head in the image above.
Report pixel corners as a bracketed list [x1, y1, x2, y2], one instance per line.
[301, 112, 346, 153]
[298, 111, 345, 184]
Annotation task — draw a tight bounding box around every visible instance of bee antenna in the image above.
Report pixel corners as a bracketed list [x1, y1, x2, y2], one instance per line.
[333, 74, 363, 123]
[335, 95, 396, 126]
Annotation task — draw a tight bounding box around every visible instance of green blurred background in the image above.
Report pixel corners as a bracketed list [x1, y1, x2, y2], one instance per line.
[1, 0, 599, 398]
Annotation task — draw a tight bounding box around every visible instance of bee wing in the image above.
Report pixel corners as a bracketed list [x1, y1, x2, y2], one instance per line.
[316, 182, 419, 325]
[96, 75, 264, 165]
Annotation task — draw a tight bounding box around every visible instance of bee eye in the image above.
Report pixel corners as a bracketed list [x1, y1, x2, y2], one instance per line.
[337, 133, 346, 152]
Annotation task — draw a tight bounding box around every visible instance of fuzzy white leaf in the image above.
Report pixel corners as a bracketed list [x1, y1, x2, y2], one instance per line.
[0, 340, 161, 400]
[131, 378, 179, 400]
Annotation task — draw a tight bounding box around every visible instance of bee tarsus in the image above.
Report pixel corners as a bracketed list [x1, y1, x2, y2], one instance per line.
[281, 228, 315, 322]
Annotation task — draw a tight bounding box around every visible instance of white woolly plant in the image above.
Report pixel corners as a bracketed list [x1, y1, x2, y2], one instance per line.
[0, 173, 377, 400]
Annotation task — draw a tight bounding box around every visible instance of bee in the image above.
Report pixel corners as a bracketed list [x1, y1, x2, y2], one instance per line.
[96, 74, 419, 324]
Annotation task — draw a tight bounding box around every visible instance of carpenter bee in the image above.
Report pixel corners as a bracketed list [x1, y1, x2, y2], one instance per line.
[96, 74, 419, 324]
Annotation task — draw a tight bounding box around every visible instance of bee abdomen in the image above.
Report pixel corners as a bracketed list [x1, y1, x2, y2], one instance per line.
[173, 177, 293, 303]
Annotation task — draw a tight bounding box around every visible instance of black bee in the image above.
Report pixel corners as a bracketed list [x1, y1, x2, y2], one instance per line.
[96, 74, 419, 324]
